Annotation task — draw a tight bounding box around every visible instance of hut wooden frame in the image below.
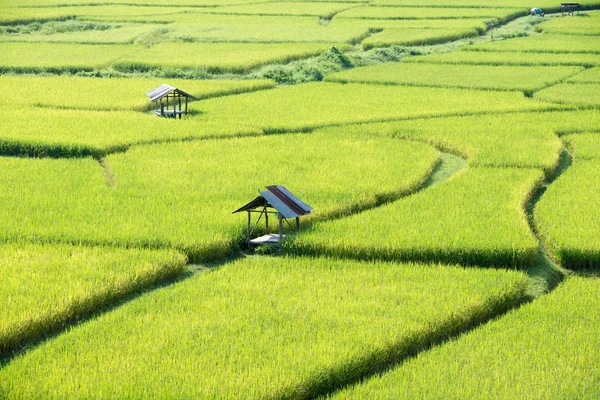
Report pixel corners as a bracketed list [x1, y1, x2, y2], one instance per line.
[146, 84, 196, 119]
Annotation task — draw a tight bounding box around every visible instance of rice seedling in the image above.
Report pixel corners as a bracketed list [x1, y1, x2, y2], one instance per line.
[0, 42, 138, 73]
[336, 6, 525, 20]
[464, 33, 600, 54]
[113, 42, 350, 74]
[329, 275, 600, 399]
[535, 82, 600, 107]
[537, 12, 600, 36]
[0, 132, 439, 261]
[289, 167, 543, 268]
[535, 134, 600, 268]
[0, 243, 186, 355]
[0, 256, 529, 399]
[568, 66, 600, 82]
[326, 62, 582, 91]
[406, 50, 600, 66]
[0, 75, 275, 111]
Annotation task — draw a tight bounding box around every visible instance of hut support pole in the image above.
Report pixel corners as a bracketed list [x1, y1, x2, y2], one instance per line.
[278, 214, 283, 244]
[296, 217, 300, 231]
[178, 96, 182, 119]
[247, 211, 251, 242]
[265, 207, 269, 233]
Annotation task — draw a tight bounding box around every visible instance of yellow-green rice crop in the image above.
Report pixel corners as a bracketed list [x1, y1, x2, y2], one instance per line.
[330, 17, 490, 30]
[0, 243, 185, 355]
[330, 275, 600, 399]
[313, 110, 600, 171]
[0, 42, 139, 73]
[0, 75, 274, 111]
[0, 6, 74, 25]
[0, 256, 529, 399]
[189, 82, 555, 132]
[537, 12, 600, 36]
[0, 133, 439, 261]
[336, 6, 525, 20]
[407, 50, 600, 66]
[199, 2, 358, 18]
[162, 16, 367, 43]
[362, 27, 482, 49]
[114, 42, 350, 74]
[535, 82, 600, 107]
[0, 23, 162, 44]
[326, 62, 582, 91]
[30, 5, 198, 21]
[370, 0, 599, 7]
[535, 134, 600, 268]
[464, 33, 600, 54]
[290, 167, 543, 268]
[568, 66, 600, 82]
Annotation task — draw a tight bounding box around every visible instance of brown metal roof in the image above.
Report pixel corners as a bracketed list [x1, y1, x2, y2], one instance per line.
[145, 84, 196, 102]
[232, 186, 312, 219]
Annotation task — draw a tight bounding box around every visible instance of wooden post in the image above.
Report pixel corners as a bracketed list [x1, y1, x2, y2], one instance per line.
[278, 214, 283, 244]
[247, 211, 251, 242]
[185, 97, 188, 115]
[265, 207, 269, 234]
[178, 96, 182, 119]
[296, 217, 300, 231]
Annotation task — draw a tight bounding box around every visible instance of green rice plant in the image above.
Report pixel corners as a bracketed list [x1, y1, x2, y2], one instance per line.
[0, 256, 529, 398]
[0, 42, 138, 73]
[313, 110, 600, 171]
[289, 167, 543, 268]
[163, 17, 367, 43]
[336, 6, 525, 20]
[537, 12, 600, 36]
[0, 108, 262, 158]
[362, 27, 483, 49]
[535, 82, 600, 107]
[370, 0, 599, 8]
[0, 6, 75, 25]
[568, 66, 600, 82]
[39, 5, 199, 21]
[330, 275, 600, 399]
[0, 133, 439, 261]
[0, 243, 186, 355]
[190, 82, 556, 132]
[535, 134, 600, 268]
[113, 42, 351, 74]
[330, 17, 491, 30]
[198, 2, 359, 18]
[0, 23, 162, 44]
[0, 75, 275, 111]
[464, 33, 600, 54]
[407, 50, 600, 66]
[326, 62, 582, 91]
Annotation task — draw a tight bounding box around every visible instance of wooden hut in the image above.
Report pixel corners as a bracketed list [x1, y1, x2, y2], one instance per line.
[146, 84, 196, 119]
[233, 186, 312, 246]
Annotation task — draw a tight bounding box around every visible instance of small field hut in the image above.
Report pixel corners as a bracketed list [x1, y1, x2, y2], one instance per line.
[146, 84, 196, 118]
[233, 186, 312, 246]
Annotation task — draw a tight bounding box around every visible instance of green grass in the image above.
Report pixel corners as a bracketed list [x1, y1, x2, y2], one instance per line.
[568, 66, 600, 82]
[114, 42, 350, 74]
[0, 243, 186, 355]
[329, 275, 600, 399]
[464, 33, 600, 54]
[0, 132, 439, 262]
[326, 62, 582, 91]
[289, 167, 543, 268]
[535, 134, 600, 268]
[407, 50, 600, 66]
[535, 82, 600, 107]
[0, 256, 529, 399]
[0, 42, 138, 73]
[336, 6, 525, 20]
[0, 75, 274, 111]
[537, 12, 600, 36]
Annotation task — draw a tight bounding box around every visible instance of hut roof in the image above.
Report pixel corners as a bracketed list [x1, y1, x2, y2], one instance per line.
[145, 84, 196, 102]
[233, 185, 312, 219]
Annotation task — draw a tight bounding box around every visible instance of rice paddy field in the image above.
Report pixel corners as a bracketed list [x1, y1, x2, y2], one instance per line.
[1, 1, 599, 399]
